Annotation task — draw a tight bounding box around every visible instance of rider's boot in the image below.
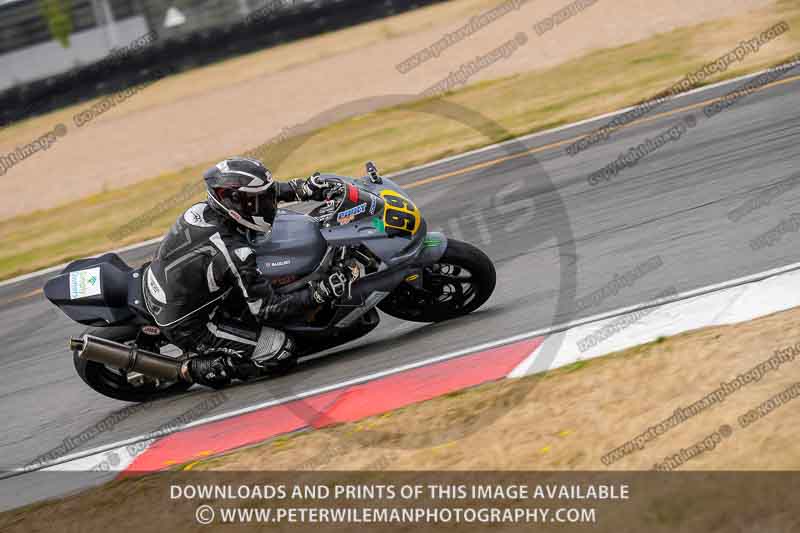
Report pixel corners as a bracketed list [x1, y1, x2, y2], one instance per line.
[180, 326, 297, 388]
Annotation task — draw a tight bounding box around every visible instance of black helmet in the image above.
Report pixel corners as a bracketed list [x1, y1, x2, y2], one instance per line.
[204, 157, 277, 232]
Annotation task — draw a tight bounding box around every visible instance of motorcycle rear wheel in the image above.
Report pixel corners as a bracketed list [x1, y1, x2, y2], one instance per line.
[73, 325, 193, 403]
[378, 239, 496, 323]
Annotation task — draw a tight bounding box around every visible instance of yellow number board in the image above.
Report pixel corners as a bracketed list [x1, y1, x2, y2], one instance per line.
[380, 190, 421, 237]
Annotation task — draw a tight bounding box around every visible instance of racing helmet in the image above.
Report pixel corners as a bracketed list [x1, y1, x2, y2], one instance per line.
[204, 157, 278, 232]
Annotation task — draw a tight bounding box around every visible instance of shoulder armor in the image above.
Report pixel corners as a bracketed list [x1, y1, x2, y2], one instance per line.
[183, 203, 215, 228]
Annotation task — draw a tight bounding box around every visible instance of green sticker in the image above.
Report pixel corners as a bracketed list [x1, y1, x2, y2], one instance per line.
[371, 217, 385, 232]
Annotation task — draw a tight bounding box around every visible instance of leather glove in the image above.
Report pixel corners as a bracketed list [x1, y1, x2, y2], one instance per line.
[183, 356, 233, 389]
[309, 273, 345, 304]
[309, 265, 358, 304]
[289, 172, 329, 201]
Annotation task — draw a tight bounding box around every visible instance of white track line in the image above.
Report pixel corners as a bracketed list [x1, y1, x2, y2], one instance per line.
[2, 61, 798, 290]
[2, 332, 538, 477]
[8, 257, 800, 477]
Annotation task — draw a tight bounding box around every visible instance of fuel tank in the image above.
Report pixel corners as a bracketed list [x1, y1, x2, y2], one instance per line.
[253, 210, 327, 279]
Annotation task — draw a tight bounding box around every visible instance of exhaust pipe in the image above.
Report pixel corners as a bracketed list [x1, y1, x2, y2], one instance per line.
[70, 335, 184, 382]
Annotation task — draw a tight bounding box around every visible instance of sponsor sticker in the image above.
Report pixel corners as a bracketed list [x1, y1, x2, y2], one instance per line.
[69, 267, 101, 300]
[141, 325, 161, 336]
[337, 202, 367, 225]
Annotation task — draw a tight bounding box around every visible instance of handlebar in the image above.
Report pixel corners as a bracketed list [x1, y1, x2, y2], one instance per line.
[308, 175, 348, 223]
[320, 175, 346, 200]
[308, 160, 385, 222]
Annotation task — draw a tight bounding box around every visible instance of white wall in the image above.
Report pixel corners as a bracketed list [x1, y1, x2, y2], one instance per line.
[0, 15, 150, 91]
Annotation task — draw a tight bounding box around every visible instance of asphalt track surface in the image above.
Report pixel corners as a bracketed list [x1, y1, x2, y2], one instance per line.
[1, 72, 799, 507]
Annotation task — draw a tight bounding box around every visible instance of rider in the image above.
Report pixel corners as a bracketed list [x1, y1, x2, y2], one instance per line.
[142, 157, 350, 388]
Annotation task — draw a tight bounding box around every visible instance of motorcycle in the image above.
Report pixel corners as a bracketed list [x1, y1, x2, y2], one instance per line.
[44, 162, 497, 402]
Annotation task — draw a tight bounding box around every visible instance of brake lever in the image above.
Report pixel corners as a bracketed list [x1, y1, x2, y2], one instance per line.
[325, 182, 344, 200]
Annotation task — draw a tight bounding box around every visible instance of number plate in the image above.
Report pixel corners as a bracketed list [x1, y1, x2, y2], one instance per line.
[381, 190, 421, 237]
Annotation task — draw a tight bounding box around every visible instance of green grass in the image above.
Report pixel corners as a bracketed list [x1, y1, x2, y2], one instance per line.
[0, 1, 798, 280]
[560, 360, 588, 373]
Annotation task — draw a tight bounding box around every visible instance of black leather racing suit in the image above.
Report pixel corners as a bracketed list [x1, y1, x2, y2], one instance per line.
[142, 183, 312, 364]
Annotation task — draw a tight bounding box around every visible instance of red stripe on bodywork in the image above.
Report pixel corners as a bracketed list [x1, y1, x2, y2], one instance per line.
[122, 337, 542, 473]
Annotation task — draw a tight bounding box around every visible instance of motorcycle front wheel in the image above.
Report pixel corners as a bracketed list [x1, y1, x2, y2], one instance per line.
[378, 239, 496, 323]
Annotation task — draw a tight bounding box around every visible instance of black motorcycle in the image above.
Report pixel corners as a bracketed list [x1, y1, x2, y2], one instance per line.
[44, 163, 496, 402]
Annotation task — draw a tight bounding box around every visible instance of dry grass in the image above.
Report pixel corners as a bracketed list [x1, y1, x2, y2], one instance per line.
[184, 306, 800, 473]
[1, 0, 799, 280]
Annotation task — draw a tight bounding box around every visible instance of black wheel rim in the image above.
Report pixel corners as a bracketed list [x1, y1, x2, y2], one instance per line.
[423, 262, 478, 313]
[383, 262, 480, 318]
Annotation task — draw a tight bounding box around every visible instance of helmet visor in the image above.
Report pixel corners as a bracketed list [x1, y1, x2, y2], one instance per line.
[214, 183, 278, 230]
